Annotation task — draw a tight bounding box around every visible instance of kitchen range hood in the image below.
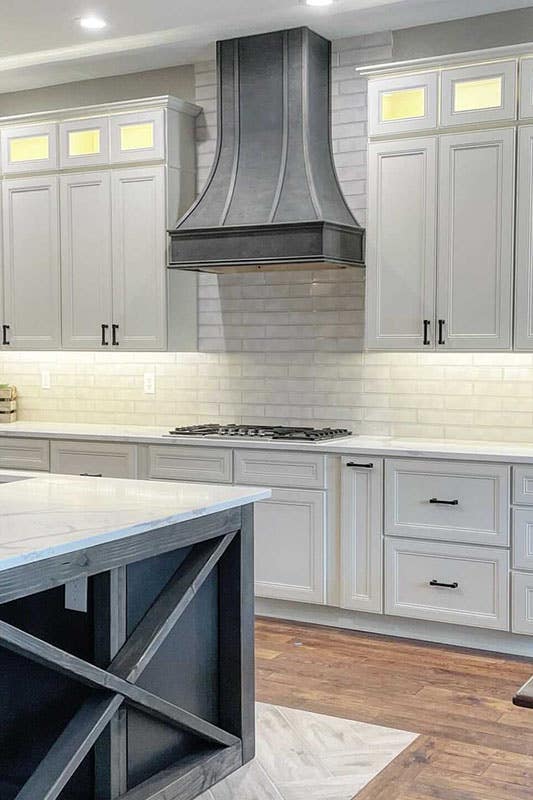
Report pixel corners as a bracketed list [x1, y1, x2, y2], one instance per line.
[169, 26, 365, 273]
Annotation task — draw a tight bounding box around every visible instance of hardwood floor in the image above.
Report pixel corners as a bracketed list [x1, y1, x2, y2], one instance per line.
[255, 617, 533, 799]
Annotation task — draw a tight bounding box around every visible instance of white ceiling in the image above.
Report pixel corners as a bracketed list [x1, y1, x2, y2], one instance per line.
[0, 0, 532, 93]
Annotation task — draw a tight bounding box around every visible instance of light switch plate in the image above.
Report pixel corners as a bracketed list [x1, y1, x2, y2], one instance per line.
[144, 372, 156, 394]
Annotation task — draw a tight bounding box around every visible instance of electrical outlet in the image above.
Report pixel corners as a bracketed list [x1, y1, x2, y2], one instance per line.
[144, 372, 155, 395]
[41, 370, 51, 390]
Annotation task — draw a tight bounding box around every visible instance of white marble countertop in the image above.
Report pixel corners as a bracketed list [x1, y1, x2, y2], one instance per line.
[0, 474, 270, 573]
[0, 421, 533, 463]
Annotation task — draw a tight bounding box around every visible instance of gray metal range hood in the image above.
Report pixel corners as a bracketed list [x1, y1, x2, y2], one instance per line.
[169, 26, 365, 273]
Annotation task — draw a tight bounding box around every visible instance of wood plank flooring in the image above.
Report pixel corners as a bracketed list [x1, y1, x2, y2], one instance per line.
[255, 617, 533, 799]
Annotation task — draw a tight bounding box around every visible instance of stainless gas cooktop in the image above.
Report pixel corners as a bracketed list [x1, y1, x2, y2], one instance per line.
[166, 424, 353, 442]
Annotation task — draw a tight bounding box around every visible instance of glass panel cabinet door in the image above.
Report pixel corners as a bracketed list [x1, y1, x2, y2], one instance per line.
[519, 58, 533, 120]
[368, 72, 438, 136]
[109, 109, 165, 164]
[59, 116, 110, 168]
[441, 61, 517, 127]
[0, 123, 58, 174]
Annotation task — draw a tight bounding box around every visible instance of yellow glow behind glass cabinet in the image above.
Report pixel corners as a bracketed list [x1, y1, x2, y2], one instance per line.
[9, 135, 49, 162]
[453, 77, 502, 112]
[120, 122, 154, 151]
[68, 129, 101, 156]
[381, 87, 425, 122]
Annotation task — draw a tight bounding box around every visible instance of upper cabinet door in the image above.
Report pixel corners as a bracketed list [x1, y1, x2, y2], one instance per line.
[437, 128, 515, 350]
[441, 60, 517, 127]
[111, 166, 167, 351]
[2, 176, 61, 349]
[1, 123, 58, 174]
[368, 72, 438, 137]
[519, 58, 533, 119]
[60, 172, 113, 350]
[110, 109, 165, 164]
[59, 116, 110, 169]
[366, 137, 437, 350]
[515, 126, 533, 350]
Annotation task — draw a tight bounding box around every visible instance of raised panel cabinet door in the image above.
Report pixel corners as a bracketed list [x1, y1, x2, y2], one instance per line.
[60, 172, 113, 349]
[367, 72, 438, 137]
[2, 176, 61, 349]
[512, 571, 533, 635]
[340, 457, 383, 613]
[437, 128, 515, 350]
[111, 166, 167, 350]
[366, 137, 437, 350]
[514, 126, 533, 350]
[254, 488, 326, 604]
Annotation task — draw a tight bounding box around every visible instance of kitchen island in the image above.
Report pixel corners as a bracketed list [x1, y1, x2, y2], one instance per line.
[0, 474, 270, 800]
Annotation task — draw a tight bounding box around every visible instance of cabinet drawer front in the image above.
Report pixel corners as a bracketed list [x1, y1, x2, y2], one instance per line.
[385, 537, 509, 630]
[512, 509, 533, 570]
[368, 72, 438, 137]
[385, 459, 509, 546]
[513, 466, 533, 504]
[441, 61, 517, 127]
[0, 437, 49, 471]
[254, 488, 326, 604]
[50, 440, 137, 478]
[234, 450, 326, 489]
[512, 571, 533, 635]
[148, 445, 232, 483]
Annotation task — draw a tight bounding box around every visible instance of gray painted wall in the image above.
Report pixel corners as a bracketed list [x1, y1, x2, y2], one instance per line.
[0, 65, 195, 116]
[393, 6, 533, 60]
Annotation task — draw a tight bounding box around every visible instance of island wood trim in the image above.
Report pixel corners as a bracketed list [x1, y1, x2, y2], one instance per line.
[11, 528, 246, 800]
[0, 505, 242, 605]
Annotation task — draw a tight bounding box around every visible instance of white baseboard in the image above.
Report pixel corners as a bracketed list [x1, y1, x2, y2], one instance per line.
[256, 598, 533, 657]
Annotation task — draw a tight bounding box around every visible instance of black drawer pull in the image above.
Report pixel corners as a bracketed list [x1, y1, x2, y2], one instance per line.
[430, 498, 459, 505]
[101, 324, 109, 346]
[423, 319, 431, 346]
[430, 580, 459, 589]
[79, 473, 103, 478]
[112, 324, 119, 346]
[346, 462, 374, 469]
[2, 325, 10, 346]
[438, 319, 445, 345]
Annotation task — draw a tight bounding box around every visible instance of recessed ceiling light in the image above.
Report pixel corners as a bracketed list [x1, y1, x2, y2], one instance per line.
[305, 0, 334, 6]
[80, 15, 107, 30]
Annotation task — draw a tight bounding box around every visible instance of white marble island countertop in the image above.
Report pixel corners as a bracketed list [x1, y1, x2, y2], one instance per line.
[0, 475, 270, 572]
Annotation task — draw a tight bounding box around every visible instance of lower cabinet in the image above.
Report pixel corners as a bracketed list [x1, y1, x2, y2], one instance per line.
[385, 537, 509, 630]
[340, 456, 383, 613]
[512, 571, 533, 635]
[254, 487, 326, 604]
[50, 440, 138, 478]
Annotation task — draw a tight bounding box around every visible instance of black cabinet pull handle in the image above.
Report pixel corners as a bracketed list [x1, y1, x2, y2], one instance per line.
[346, 462, 374, 468]
[423, 319, 431, 346]
[430, 580, 459, 589]
[79, 473, 103, 478]
[430, 498, 459, 505]
[2, 325, 9, 346]
[438, 319, 445, 345]
[101, 324, 109, 346]
[112, 324, 119, 346]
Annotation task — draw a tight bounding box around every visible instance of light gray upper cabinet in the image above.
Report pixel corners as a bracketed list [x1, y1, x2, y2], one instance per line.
[2, 176, 61, 349]
[1, 122, 58, 175]
[519, 57, 533, 119]
[59, 116, 110, 170]
[109, 109, 165, 164]
[440, 60, 517, 127]
[60, 171, 113, 349]
[514, 125, 533, 350]
[367, 72, 438, 137]
[436, 128, 515, 350]
[111, 165, 167, 351]
[366, 137, 437, 350]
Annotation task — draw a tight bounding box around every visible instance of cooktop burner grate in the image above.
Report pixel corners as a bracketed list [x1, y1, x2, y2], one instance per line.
[167, 424, 352, 441]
